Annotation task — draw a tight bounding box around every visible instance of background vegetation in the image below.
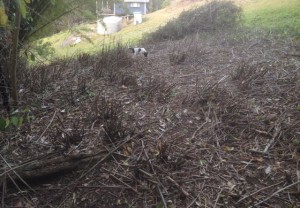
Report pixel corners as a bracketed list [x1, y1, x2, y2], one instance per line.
[243, 0, 300, 37]
[144, 1, 242, 42]
[27, 0, 300, 65]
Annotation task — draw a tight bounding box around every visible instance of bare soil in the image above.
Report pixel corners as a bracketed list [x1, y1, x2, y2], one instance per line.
[1, 30, 300, 207]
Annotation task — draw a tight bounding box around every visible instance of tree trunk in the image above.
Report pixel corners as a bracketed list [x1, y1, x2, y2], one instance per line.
[9, 3, 21, 108]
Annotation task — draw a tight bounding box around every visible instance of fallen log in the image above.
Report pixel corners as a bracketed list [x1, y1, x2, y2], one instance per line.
[0, 130, 146, 186]
[0, 151, 107, 185]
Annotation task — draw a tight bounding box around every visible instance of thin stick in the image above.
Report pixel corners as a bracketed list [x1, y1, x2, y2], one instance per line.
[1, 175, 5, 208]
[191, 122, 207, 140]
[254, 181, 300, 207]
[76, 130, 146, 183]
[37, 110, 57, 142]
[263, 127, 281, 153]
[187, 192, 201, 208]
[166, 176, 189, 197]
[142, 140, 168, 208]
[0, 154, 35, 192]
[110, 174, 138, 193]
[236, 181, 283, 204]
[213, 188, 223, 208]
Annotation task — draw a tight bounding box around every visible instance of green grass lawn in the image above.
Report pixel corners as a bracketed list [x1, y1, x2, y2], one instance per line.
[243, 0, 300, 37]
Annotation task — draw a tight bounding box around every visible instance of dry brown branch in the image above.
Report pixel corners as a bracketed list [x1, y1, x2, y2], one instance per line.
[285, 53, 300, 57]
[236, 181, 283, 204]
[37, 110, 57, 142]
[254, 181, 300, 207]
[213, 188, 223, 208]
[263, 124, 282, 153]
[110, 174, 138, 193]
[1, 153, 104, 184]
[166, 176, 189, 197]
[142, 139, 168, 208]
[75, 130, 147, 182]
[1, 131, 144, 185]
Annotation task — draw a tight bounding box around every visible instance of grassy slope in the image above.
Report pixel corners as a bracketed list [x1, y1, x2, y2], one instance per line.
[39, 2, 200, 60]
[243, 0, 300, 36]
[32, 0, 300, 62]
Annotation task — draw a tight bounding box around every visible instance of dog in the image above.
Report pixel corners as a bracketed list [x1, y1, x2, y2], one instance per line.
[128, 47, 148, 57]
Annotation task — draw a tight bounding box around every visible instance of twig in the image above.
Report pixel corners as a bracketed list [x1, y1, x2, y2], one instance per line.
[110, 174, 138, 193]
[178, 73, 203, 78]
[285, 53, 300, 57]
[76, 130, 146, 182]
[76, 185, 130, 189]
[263, 124, 281, 153]
[138, 169, 154, 178]
[187, 192, 201, 208]
[191, 122, 207, 140]
[166, 176, 189, 197]
[141, 140, 168, 208]
[1, 175, 5, 208]
[213, 188, 223, 208]
[254, 181, 300, 207]
[37, 110, 57, 142]
[236, 181, 283, 204]
[0, 154, 35, 192]
[217, 75, 228, 84]
[157, 184, 167, 208]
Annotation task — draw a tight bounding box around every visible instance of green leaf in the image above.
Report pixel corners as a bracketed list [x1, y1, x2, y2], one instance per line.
[30, 53, 35, 61]
[156, 202, 164, 208]
[23, 106, 30, 113]
[16, 0, 27, 18]
[26, 115, 35, 123]
[18, 116, 23, 127]
[0, 117, 6, 131]
[198, 160, 207, 166]
[24, 49, 28, 58]
[11, 116, 19, 127]
[24, 0, 31, 3]
[5, 117, 10, 128]
[292, 139, 300, 145]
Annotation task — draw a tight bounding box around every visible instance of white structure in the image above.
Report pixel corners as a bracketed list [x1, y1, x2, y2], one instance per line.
[97, 16, 122, 35]
[133, 12, 142, 25]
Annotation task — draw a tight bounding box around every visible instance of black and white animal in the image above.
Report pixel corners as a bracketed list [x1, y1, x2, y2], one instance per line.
[128, 47, 148, 57]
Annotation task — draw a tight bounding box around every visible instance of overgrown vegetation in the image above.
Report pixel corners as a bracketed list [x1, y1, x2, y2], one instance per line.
[29, 0, 98, 40]
[145, 1, 242, 41]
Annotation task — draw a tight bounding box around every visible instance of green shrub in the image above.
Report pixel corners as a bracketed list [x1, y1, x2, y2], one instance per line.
[145, 1, 242, 42]
[0, 107, 34, 131]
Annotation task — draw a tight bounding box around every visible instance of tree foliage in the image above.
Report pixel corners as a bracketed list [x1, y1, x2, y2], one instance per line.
[0, 0, 56, 109]
[29, 0, 98, 40]
[1, 0, 55, 41]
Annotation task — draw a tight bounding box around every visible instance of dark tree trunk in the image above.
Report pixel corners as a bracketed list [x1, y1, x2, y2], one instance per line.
[9, 4, 21, 107]
[0, 63, 10, 112]
[0, 30, 11, 112]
